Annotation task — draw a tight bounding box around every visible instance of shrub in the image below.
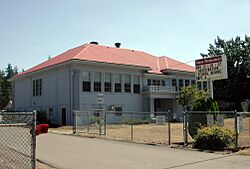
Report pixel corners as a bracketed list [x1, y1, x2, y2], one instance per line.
[188, 98, 219, 138]
[122, 118, 150, 125]
[193, 126, 234, 151]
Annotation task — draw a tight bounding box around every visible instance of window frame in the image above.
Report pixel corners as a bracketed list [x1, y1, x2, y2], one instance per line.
[114, 74, 122, 93]
[104, 72, 112, 92]
[82, 71, 91, 92]
[32, 78, 42, 97]
[133, 75, 140, 94]
[124, 74, 131, 93]
[93, 72, 101, 92]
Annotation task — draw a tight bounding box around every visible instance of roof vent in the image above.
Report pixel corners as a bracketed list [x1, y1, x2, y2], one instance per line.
[90, 41, 98, 45]
[115, 42, 121, 48]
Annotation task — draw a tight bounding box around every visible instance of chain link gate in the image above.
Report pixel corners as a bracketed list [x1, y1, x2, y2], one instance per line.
[0, 111, 36, 169]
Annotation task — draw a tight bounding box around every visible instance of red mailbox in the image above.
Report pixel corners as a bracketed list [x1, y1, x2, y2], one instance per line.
[35, 124, 49, 135]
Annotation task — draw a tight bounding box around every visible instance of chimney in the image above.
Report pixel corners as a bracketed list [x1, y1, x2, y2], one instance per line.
[115, 42, 121, 48]
[90, 41, 98, 45]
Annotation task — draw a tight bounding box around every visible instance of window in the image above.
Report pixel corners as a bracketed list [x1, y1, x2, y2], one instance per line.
[172, 79, 177, 91]
[197, 82, 202, 90]
[94, 72, 101, 92]
[203, 82, 207, 90]
[185, 80, 190, 87]
[133, 75, 140, 94]
[161, 80, 166, 86]
[124, 74, 131, 93]
[104, 72, 111, 92]
[156, 80, 160, 86]
[172, 79, 177, 86]
[32, 79, 42, 96]
[191, 80, 196, 85]
[152, 79, 160, 86]
[114, 74, 121, 93]
[115, 107, 122, 116]
[147, 79, 151, 86]
[82, 71, 91, 91]
[179, 79, 184, 90]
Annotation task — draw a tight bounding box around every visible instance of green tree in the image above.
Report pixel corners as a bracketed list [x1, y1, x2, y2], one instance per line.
[177, 86, 219, 138]
[0, 64, 18, 109]
[177, 85, 209, 110]
[201, 35, 250, 110]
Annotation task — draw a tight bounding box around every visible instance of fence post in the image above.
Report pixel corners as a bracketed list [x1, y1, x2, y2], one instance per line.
[73, 111, 76, 134]
[234, 110, 238, 149]
[104, 111, 107, 135]
[131, 112, 134, 140]
[183, 110, 188, 146]
[87, 111, 90, 133]
[167, 110, 171, 145]
[99, 109, 102, 136]
[31, 110, 37, 169]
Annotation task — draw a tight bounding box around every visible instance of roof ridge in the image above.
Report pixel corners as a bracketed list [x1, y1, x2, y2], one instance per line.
[72, 45, 90, 59]
[156, 57, 160, 70]
[164, 57, 169, 69]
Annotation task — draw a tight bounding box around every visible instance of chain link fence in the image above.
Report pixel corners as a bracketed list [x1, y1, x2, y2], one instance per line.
[0, 111, 36, 169]
[184, 111, 250, 149]
[238, 112, 250, 148]
[73, 110, 176, 145]
[72, 110, 250, 149]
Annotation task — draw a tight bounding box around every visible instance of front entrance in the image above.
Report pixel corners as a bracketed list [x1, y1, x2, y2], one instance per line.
[154, 99, 174, 116]
[61, 108, 66, 126]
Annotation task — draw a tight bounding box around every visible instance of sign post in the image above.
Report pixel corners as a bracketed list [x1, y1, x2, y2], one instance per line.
[195, 55, 228, 98]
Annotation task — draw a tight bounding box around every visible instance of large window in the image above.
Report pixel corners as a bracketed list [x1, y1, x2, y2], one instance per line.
[152, 79, 160, 86]
[161, 80, 166, 86]
[133, 75, 140, 94]
[197, 82, 202, 90]
[33, 79, 42, 96]
[185, 79, 190, 87]
[82, 71, 91, 92]
[94, 72, 101, 92]
[114, 74, 121, 93]
[124, 74, 131, 93]
[104, 72, 111, 92]
[172, 79, 177, 90]
[178, 79, 184, 90]
[147, 79, 151, 86]
[203, 81, 207, 90]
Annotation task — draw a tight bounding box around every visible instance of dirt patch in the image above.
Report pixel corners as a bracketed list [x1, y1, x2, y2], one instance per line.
[50, 117, 250, 147]
[49, 123, 191, 145]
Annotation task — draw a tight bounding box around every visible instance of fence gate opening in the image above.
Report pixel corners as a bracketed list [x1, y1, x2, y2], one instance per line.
[0, 111, 36, 169]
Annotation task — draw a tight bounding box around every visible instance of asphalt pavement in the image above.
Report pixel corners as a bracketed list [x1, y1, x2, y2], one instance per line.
[37, 133, 250, 169]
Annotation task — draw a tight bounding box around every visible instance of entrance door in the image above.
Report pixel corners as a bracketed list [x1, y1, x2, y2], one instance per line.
[61, 108, 66, 126]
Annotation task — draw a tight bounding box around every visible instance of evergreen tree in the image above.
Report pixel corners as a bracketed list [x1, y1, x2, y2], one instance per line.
[0, 63, 18, 109]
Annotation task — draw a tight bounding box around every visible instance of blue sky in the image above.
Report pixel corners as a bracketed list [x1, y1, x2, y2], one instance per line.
[0, 0, 249, 71]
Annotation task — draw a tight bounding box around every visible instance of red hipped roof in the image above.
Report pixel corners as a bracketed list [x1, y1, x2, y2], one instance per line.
[16, 44, 194, 78]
